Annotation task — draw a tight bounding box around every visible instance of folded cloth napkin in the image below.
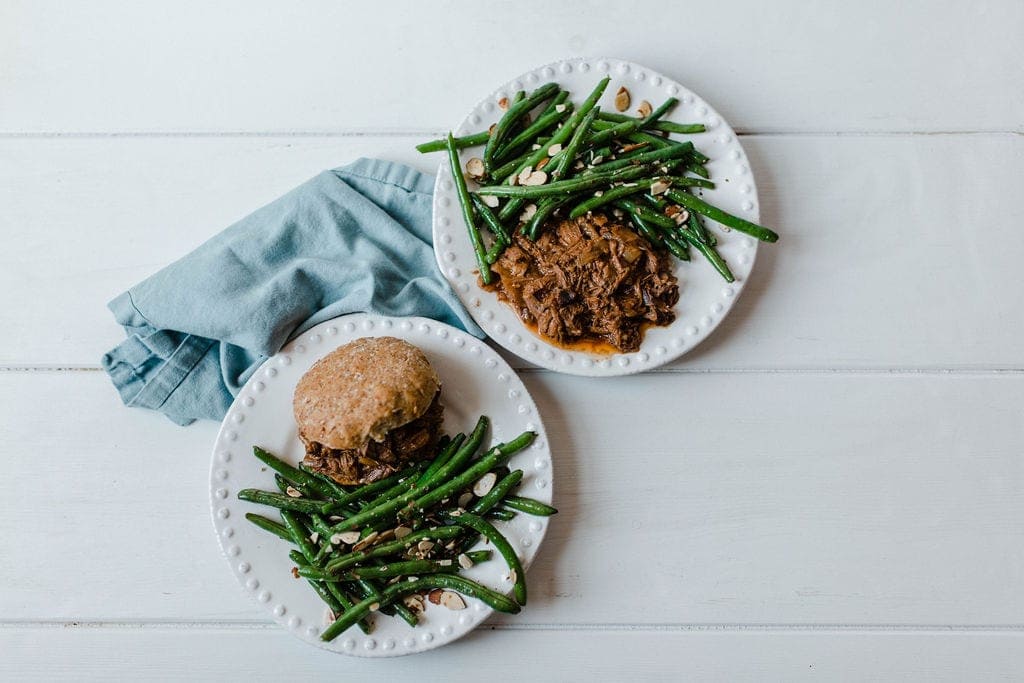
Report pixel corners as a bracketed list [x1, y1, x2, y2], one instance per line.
[102, 158, 483, 426]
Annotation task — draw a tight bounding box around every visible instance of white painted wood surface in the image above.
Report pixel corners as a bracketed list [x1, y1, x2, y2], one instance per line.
[3, 1, 1023, 679]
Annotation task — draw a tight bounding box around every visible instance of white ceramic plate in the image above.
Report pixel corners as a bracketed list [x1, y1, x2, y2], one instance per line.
[432, 57, 761, 376]
[209, 314, 553, 657]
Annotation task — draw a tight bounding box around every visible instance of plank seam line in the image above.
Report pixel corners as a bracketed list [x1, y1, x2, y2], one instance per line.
[2, 366, 1023, 376]
[0, 130, 1019, 140]
[2, 621, 1023, 633]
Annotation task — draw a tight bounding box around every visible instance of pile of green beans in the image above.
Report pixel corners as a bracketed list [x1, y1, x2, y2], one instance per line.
[418, 79, 779, 283]
[236, 415, 556, 642]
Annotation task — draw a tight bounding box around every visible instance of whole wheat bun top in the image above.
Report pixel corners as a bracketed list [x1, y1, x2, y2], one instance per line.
[293, 337, 440, 450]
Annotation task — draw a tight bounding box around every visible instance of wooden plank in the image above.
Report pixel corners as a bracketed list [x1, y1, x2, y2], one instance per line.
[1, 134, 1022, 369]
[3, 1, 1021, 133]
[2, 627, 1022, 681]
[2, 370, 1022, 624]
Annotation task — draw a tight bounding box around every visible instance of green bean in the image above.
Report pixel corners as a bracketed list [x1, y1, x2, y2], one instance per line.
[303, 559, 457, 582]
[493, 76, 610, 183]
[643, 193, 669, 211]
[498, 196, 526, 221]
[307, 579, 343, 614]
[446, 512, 527, 604]
[502, 495, 558, 516]
[238, 489, 329, 515]
[471, 194, 511, 246]
[678, 227, 735, 282]
[330, 583, 372, 634]
[537, 90, 569, 118]
[245, 513, 292, 542]
[416, 130, 489, 154]
[485, 238, 506, 264]
[297, 464, 350, 499]
[619, 204, 665, 248]
[325, 526, 465, 573]
[568, 183, 649, 218]
[484, 83, 559, 174]
[597, 111, 706, 135]
[685, 162, 710, 179]
[407, 431, 536, 515]
[447, 133, 492, 284]
[321, 574, 520, 642]
[495, 102, 574, 163]
[665, 189, 778, 243]
[469, 470, 524, 516]
[579, 144, 693, 177]
[252, 446, 336, 499]
[414, 434, 465, 487]
[463, 550, 492, 564]
[275, 473, 316, 499]
[487, 509, 517, 521]
[320, 463, 424, 515]
[526, 196, 572, 241]
[289, 549, 310, 567]
[281, 510, 318, 561]
[688, 212, 716, 247]
[423, 416, 489, 486]
[552, 106, 599, 180]
[615, 198, 676, 229]
[476, 161, 662, 199]
[586, 98, 678, 148]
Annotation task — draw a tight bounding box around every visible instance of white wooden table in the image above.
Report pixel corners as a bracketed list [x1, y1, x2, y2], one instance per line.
[3, 1, 1023, 679]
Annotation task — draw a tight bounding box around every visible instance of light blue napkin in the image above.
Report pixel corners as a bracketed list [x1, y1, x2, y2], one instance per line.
[102, 158, 483, 425]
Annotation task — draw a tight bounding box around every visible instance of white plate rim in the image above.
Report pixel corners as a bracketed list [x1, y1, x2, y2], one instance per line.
[209, 313, 553, 657]
[432, 56, 761, 376]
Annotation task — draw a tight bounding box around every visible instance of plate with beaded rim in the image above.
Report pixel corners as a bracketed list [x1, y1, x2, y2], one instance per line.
[209, 313, 553, 657]
[432, 57, 761, 376]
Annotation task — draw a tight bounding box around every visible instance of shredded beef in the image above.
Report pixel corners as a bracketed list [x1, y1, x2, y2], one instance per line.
[488, 213, 679, 352]
[302, 392, 443, 484]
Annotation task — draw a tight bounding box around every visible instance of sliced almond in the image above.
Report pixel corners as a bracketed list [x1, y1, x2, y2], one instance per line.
[439, 591, 467, 610]
[535, 157, 550, 170]
[403, 594, 426, 613]
[458, 553, 474, 569]
[291, 566, 300, 579]
[438, 559, 453, 567]
[519, 204, 538, 222]
[308, 532, 320, 544]
[498, 97, 510, 111]
[481, 194, 500, 208]
[555, 103, 567, 113]
[650, 179, 670, 195]
[522, 170, 548, 186]
[336, 530, 361, 545]
[673, 210, 691, 224]
[615, 86, 631, 112]
[417, 540, 435, 553]
[591, 155, 604, 165]
[465, 157, 485, 178]
[620, 142, 647, 153]
[612, 208, 625, 218]
[547, 143, 563, 156]
[427, 588, 444, 605]
[531, 143, 541, 151]
[458, 492, 474, 508]
[328, 515, 345, 522]
[368, 602, 380, 612]
[637, 99, 653, 118]
[594, 190, 604, 198]
[285, 486, 302, 498]
[449, 508, 463, 517]
[394, 526, 412, 540]
[488, 123, 497, 135]
[352, 531, 379, 552]
[518, 166, 533, 184]
[507, 569, 518, 584]
[473, 472, 498, 497]
[324, 608, 336, 625]
[573, 160, 585, 170]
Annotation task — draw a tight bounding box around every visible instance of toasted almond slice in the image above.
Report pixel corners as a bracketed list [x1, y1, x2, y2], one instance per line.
[403, 595, 425, 613]
[427, 588, 444, 605]
[507, 569, 518, 584]
[594, 190, 604, 198]
[615, 86, 631, 112]
[285, 486, 302, 498]
[591, 156, 604, 165]
[518, 166, 533, 184]
[555, 103, 567, 113]
[481, 194, 500, 208]
[637, 99, 653, 117]
[324, 608, 336, 625]
[291, 566, 300, 579]
[650, 179, 670, 195]
[612, 208, 625, 218]
[336, 530, 361, 545]
[440, 591, 467, 610]
[573, 160, 585, 170]
[547, 143, 563, 156]
[531, 143, 541, 151]
[535, 157, 550, 170]
[674, 210, 691, 224]
[308, 532, 320, 544]
[438, 559, 453, 567]
[368, 602, 380, 612]
[458, 553, 474, 569]
[498, 97, 510, 111]
[458, 492, 474, 508]
[394, 526, 412, 540]
[488, 123, 497, 135]
[417, 540, 435, 553]
[352, 531, 379, 552]
[523, 170, 548, 186]
[519, 204, 538, 222]
[465, 157, 485, 178]
[473, 472, 498, 497]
